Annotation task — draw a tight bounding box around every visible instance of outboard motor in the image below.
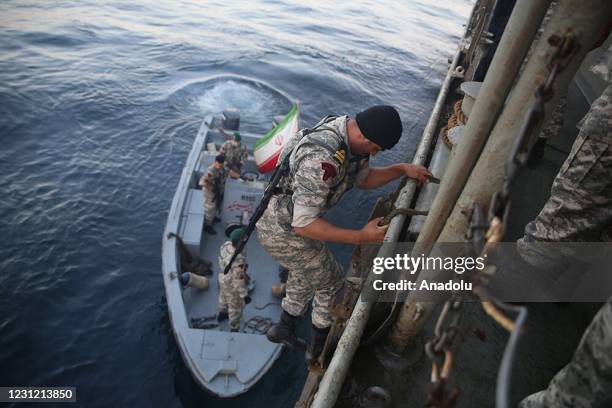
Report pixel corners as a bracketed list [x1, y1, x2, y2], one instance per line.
[222, 108, 240, 130]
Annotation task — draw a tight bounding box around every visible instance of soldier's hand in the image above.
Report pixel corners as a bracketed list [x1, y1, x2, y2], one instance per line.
[360, 217, 388, 243]
[403, 164, 432, 185]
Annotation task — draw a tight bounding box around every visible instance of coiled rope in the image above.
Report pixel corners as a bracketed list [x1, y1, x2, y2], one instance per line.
[442, 100, 467, 149]
[242, 316, 275, 334]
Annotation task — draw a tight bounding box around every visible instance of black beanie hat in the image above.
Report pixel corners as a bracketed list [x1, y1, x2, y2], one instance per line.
[215, 154, 226, 163]
[355, 105, 402, 150]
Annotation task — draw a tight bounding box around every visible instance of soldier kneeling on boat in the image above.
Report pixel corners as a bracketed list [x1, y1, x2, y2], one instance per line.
[218, 227, 251, 332]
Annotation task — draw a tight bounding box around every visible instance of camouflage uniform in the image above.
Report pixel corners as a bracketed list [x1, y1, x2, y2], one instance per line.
[519, 74, 612, 248]
[519, 45, 612, 407]
[256, 116, 370, 329]
[519, 297, 612, 408]
[199, 164, 227, 226]
[220, 140, 248, 173]
[218, 241, 248, 331]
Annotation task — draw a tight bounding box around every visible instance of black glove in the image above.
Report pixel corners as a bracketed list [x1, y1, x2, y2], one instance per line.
[244, 295, 251, 305]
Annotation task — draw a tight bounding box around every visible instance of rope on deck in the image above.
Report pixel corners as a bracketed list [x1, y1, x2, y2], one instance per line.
[442, 99, 467, 149]
[242, 316, 275, 334]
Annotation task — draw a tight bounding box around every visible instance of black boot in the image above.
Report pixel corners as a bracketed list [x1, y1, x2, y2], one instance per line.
[266, 310, 307, 350]
[305, 325, 330, 366]
[217, 311, 228, 322]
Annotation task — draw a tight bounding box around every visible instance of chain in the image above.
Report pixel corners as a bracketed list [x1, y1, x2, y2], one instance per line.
[424, 32, 577, 407]
[424, 297, 462, 407]
[491, 32, 579, 227]
[474, 30, 579, 329]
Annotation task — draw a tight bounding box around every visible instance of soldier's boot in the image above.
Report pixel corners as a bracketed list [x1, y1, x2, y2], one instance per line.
[213, 216, 221, 223]
[266, 310, 307, 350]
[203, 224, 217, 235]
[305, 325, 330, 366]
[217, 311, 228, 322]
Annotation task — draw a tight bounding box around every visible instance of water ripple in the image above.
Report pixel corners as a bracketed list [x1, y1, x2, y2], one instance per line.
[0, 0, 472, 405]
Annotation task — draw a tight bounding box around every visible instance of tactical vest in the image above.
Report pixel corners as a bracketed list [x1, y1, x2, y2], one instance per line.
[276, 115, 369, 210]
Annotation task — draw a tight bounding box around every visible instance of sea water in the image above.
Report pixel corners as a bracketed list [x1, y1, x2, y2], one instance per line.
[0, 1, 471, 406]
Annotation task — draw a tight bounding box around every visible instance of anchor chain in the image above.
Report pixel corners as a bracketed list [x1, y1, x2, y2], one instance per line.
[491, 31, 578, 231]
[424, 31, 577, 407]
[424, 298, 462, 407]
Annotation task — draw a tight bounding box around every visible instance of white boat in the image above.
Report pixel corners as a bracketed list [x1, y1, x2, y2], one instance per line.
[161, 106, 297, 397]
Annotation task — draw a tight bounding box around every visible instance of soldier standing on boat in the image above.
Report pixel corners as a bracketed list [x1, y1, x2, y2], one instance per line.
[518, 42, 612, 408]
[217, 227, 251, 332]
[199, 154, 227, 235]
[257, 105, 431, 363]
[220, 131, 248, 179]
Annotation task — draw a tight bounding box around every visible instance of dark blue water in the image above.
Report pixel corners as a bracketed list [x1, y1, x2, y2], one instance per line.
[0, 1, 470, 406]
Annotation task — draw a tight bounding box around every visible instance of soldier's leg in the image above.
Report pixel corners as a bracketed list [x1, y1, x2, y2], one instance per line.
[204, 195, 216, 226]
[258, 218, 322, 349]
[258, 222, 327, 318]
[518, 85, 612, 266]
[258, 207, 309, 315]
[203, 194, 217, 234]
[218, 283, 228, 312]
[227, 294, 245, 332]
[217, 281, 229, 321]
[302, 245, 343, 365]
[518, 85, 612, 405]
[519, 299, 612, 408]
[310, 246, 344, 329]
[282, 263, 315, 318]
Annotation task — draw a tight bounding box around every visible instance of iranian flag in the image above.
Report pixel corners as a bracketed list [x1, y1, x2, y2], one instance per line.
[254, 104, 299, 173]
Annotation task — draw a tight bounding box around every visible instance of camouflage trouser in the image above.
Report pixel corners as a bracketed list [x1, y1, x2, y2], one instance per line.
[518, 84, 612, 261]
[203, 189, 217, 226]
[519, 298, 612, 408]
[518, 84, 612, 406]
[256, 196, 343, 329]
[218, 280, 244, 331]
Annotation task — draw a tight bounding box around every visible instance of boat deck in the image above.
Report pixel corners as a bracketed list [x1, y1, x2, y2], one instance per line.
[164, 118, 286, 398]
[183, 177, 283, 331]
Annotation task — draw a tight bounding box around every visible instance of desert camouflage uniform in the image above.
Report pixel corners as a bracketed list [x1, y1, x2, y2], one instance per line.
[519, 44, 612, 408]
[221, 140, 248, 173]
[218, 241, 248, 331]
[199, 164, 227, 226]
[256, 116, 370, 329]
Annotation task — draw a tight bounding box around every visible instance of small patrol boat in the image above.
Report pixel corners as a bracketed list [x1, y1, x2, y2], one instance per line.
[161, 105, 298, 397]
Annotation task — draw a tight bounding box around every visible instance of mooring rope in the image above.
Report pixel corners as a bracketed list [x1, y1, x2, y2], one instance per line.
[442, 99, 467, 149]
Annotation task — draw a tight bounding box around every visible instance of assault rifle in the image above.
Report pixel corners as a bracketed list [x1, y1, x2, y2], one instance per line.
[223, 153, 291, 274]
